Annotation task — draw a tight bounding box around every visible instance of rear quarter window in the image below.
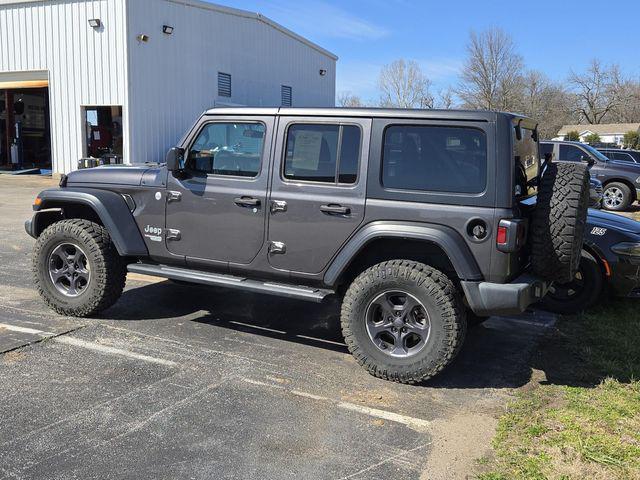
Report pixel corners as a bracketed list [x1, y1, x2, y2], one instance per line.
[514, 128, 540, 198]
[381, 125, 487, 194]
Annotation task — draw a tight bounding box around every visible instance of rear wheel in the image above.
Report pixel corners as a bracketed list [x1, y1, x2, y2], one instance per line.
[340, 260, 466, 384]
[33, 219, 126, 317]
[539, 250, 604, 314]
[602, 182, 632, 211]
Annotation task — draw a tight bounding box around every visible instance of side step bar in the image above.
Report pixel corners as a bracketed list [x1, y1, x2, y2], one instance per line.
[127, 263, 334, 303]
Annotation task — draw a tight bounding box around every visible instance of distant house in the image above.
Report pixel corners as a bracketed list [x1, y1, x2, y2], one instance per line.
[554, 123, 640, 145]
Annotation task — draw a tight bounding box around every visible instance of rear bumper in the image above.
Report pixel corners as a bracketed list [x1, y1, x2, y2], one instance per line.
[461, 274, 550, 316]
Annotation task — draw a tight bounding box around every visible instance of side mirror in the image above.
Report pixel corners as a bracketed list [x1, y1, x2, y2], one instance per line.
[165, 147, 184, 171]
[581, 155, 595, 167]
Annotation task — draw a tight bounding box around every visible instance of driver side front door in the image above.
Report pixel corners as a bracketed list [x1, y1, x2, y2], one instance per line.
[165, 116, 274, 267]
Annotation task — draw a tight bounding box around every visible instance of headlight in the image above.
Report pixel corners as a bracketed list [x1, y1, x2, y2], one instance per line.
[611, 242, 640, 260]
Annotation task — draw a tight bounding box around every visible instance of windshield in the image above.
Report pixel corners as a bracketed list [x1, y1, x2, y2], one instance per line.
[582, 144, 610, 162]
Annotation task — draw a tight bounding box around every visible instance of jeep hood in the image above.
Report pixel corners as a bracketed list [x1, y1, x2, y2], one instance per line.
[66, 165, 155, 186]
[588, 208, 640, 234]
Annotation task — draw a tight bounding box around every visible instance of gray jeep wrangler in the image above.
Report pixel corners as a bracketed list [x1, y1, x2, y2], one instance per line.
[26, 108, 590, 383]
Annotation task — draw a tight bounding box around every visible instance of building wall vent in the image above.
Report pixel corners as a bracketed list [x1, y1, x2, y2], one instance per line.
[218, 72, 231, 97]
[281, 85, 292, 107]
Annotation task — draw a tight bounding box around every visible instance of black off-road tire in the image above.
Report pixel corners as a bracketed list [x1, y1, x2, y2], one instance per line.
[33, 219, 127, 317]
[602, 182, 633, 212]
[531, 162, 590, 283]
[340, 260, 466, 384]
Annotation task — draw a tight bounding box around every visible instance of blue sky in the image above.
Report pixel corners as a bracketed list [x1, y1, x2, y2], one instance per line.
[215, 0, 640, 103]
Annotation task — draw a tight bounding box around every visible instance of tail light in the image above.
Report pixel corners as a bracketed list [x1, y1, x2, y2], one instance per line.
[496, 219, 528, 253]
[496, 225, 508, 245]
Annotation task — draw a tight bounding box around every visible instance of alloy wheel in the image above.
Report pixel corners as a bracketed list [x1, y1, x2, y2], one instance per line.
[48, 243, 91, 297]
[603, 187, 624, 209]
[365, 290, 431, 358]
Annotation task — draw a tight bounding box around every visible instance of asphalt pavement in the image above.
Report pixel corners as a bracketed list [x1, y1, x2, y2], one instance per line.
[0, 175, 556, 480]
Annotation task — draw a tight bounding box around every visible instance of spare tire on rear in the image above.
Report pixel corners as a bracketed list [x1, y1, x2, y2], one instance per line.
[531, 162, 590, 283]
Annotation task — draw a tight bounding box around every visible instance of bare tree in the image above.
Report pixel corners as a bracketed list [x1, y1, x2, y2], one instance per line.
[609, 79, 640, 123]
[517, 70, 573, 139]
[378, 59, 433, 108]
[568, 60, 624, 124]
[435, 88, 455, 109]
[457, 27, 524, 111]
[336, 92, 363, 108]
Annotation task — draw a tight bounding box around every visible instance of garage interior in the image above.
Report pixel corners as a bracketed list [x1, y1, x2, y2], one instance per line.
[0, 82, 51, 173]
[83, 105, 123, 161]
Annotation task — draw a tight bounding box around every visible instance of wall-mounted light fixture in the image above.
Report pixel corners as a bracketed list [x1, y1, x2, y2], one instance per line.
[137, 34, 150, 42]
[88, 18, 101, 28]
[162, 25, 174, 35]
[319, 69, 327, 76]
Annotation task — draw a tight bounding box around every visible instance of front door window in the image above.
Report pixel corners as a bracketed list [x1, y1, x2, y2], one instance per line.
[187, 122, 265, 177]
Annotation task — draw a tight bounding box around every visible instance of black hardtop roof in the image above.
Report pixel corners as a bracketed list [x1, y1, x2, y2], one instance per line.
[203, 107, 532, 124]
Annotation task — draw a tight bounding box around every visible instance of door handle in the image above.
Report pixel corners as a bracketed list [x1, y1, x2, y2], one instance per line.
[234, 196, 261, 207]
[270, 200, 287, 213]
[320, 204, 350, 215]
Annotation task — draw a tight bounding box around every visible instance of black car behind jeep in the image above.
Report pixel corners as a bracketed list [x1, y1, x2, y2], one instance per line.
[25, 108, 590, 384]
[541, 140, 640, 211]
[540, 208, 640, 313]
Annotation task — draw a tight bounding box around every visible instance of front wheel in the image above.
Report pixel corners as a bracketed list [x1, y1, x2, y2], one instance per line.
[33, 219, 127, 317]
[340, 260, 466, 384]
[602, 182, 633, 211]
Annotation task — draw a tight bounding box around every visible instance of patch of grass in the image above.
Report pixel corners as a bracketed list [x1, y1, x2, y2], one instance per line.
[477, 299, 640, 480]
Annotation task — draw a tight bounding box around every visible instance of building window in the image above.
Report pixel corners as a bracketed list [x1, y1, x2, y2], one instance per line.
[281, 85, 292, 107]
[218, 72, 231, 97]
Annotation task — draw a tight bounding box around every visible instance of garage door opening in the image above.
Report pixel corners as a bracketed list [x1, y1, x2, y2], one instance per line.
[1, 87, 51, 172]
[83, 106, 123, 162]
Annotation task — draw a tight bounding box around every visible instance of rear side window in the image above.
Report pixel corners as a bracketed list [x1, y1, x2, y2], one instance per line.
[540, 143, 554, 161]
[283, 124, 361, 184]
[187, 122, 265, 177]
[611, 152, 635, 163]
[514, 128, 540, 197]
[559, 145, 586, 162]
[382, 125, 487, 194]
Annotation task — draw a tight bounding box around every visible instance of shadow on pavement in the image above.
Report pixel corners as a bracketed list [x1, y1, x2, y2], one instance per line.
[102, 280, 555, 390]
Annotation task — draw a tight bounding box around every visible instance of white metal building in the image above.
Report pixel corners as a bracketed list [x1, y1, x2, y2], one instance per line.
[0, 0, 337, 174]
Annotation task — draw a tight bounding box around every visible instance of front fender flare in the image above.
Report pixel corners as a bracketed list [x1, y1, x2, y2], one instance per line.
[324, 221, 483, 286]
[34, 188, 148, 257]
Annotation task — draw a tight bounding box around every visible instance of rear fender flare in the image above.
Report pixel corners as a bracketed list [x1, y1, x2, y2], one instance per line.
[324, 221, 483, 286]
